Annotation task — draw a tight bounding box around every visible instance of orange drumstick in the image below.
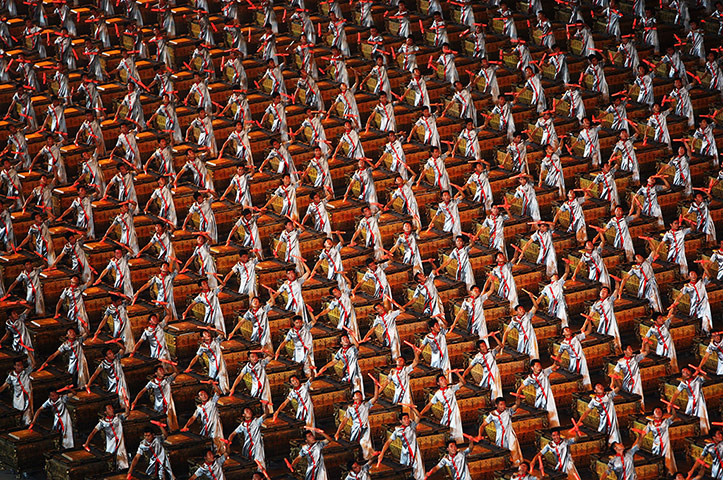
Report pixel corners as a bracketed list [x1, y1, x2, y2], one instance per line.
[660, 398, 680, 410]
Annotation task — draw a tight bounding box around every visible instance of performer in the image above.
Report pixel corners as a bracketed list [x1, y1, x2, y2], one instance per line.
[315, 285, 358, 337]
[517, 359, 560, 427]
[82, 403, 130, 470]
[184, 328, 230, 394]
[349, 206, 384, 260]
[601, 206, 636, 262]
[685, 191, 716, 244]
[86, 345, 130, 408]
[485, 252, 520, 306]
[289, 426, 333, 480]
[387, 179, 422, 232]
[698, 331, 723, 375]
[425, 438, 478, 480]
[189, 447, 229, 480]
[273, 220, 305, 274]
[668, 366, 710, 434]
[463, 339, 503, 400]
[217, 244, 255, 294]
[477, 396, 523, 464]
[362, 303, 402, 360]
[539, 264, 571, 326]
[644, 407, 677, 473]
[0, 358, 35, 425]
[513, 174, 540, 222]
[437, 233, 482, 289]
[181, 383, 226, 450]
[577, 383, 622, 443]
[317, 332, 365, 396]
[631, 175, 670, 228]
[418, 316, 457, 375]
[501, 301, 540, 360]
[128, 423, 175, 480]
[272, 374, 315, 427]
[531, 427, 582, 480]
[454, 284, 492, 342]
[182, 279, 226, 335]
[555, 319, 593, 389]
[333, 383, 381, 459]
[481, 205, 512, 254]
[419, 372, 465, 442]
[671, 266, 713, 334]
[377, 405, 425, 480]
[129, 309, 173, 362]
[655, 219, 691, 275]
[427, 190, 464, 237]
[30, 388, 75, 448]
[131, 364, 179, 431]
[613, 344, 647, 408]
[602, 433, 645, 480]
[2, 306, 34, 361]
[689, 429, 723, 480]
[275, 314, 316, 377]
[405, 271, 445, 320]
[518, 222, 557, 277]
[643, 311, 678, 372]
[227, 407, 267, 468]
[380, 346, 420, 406]
[231, 349, 274, 414]
[133, 262, 179, 320]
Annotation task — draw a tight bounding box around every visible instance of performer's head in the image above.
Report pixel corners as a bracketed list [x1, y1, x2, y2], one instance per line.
[428, 318, 441, 333]
[562, 326, 573, 339]
[611, 441, 626, 454]
[242, 407, 254, 420]
[373, 302, 386, 314]
[495, 252, 506, 265]
[203, 450, 215, 464]
[103, 347, 116, 362]
[12, 359, 25, 374]
[517, 462, 531, 475]
[395, 356, 407, 368]
[530, 359, 542, 374]
[197, 388, 210, 403]
[143, 427, 155, 443]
